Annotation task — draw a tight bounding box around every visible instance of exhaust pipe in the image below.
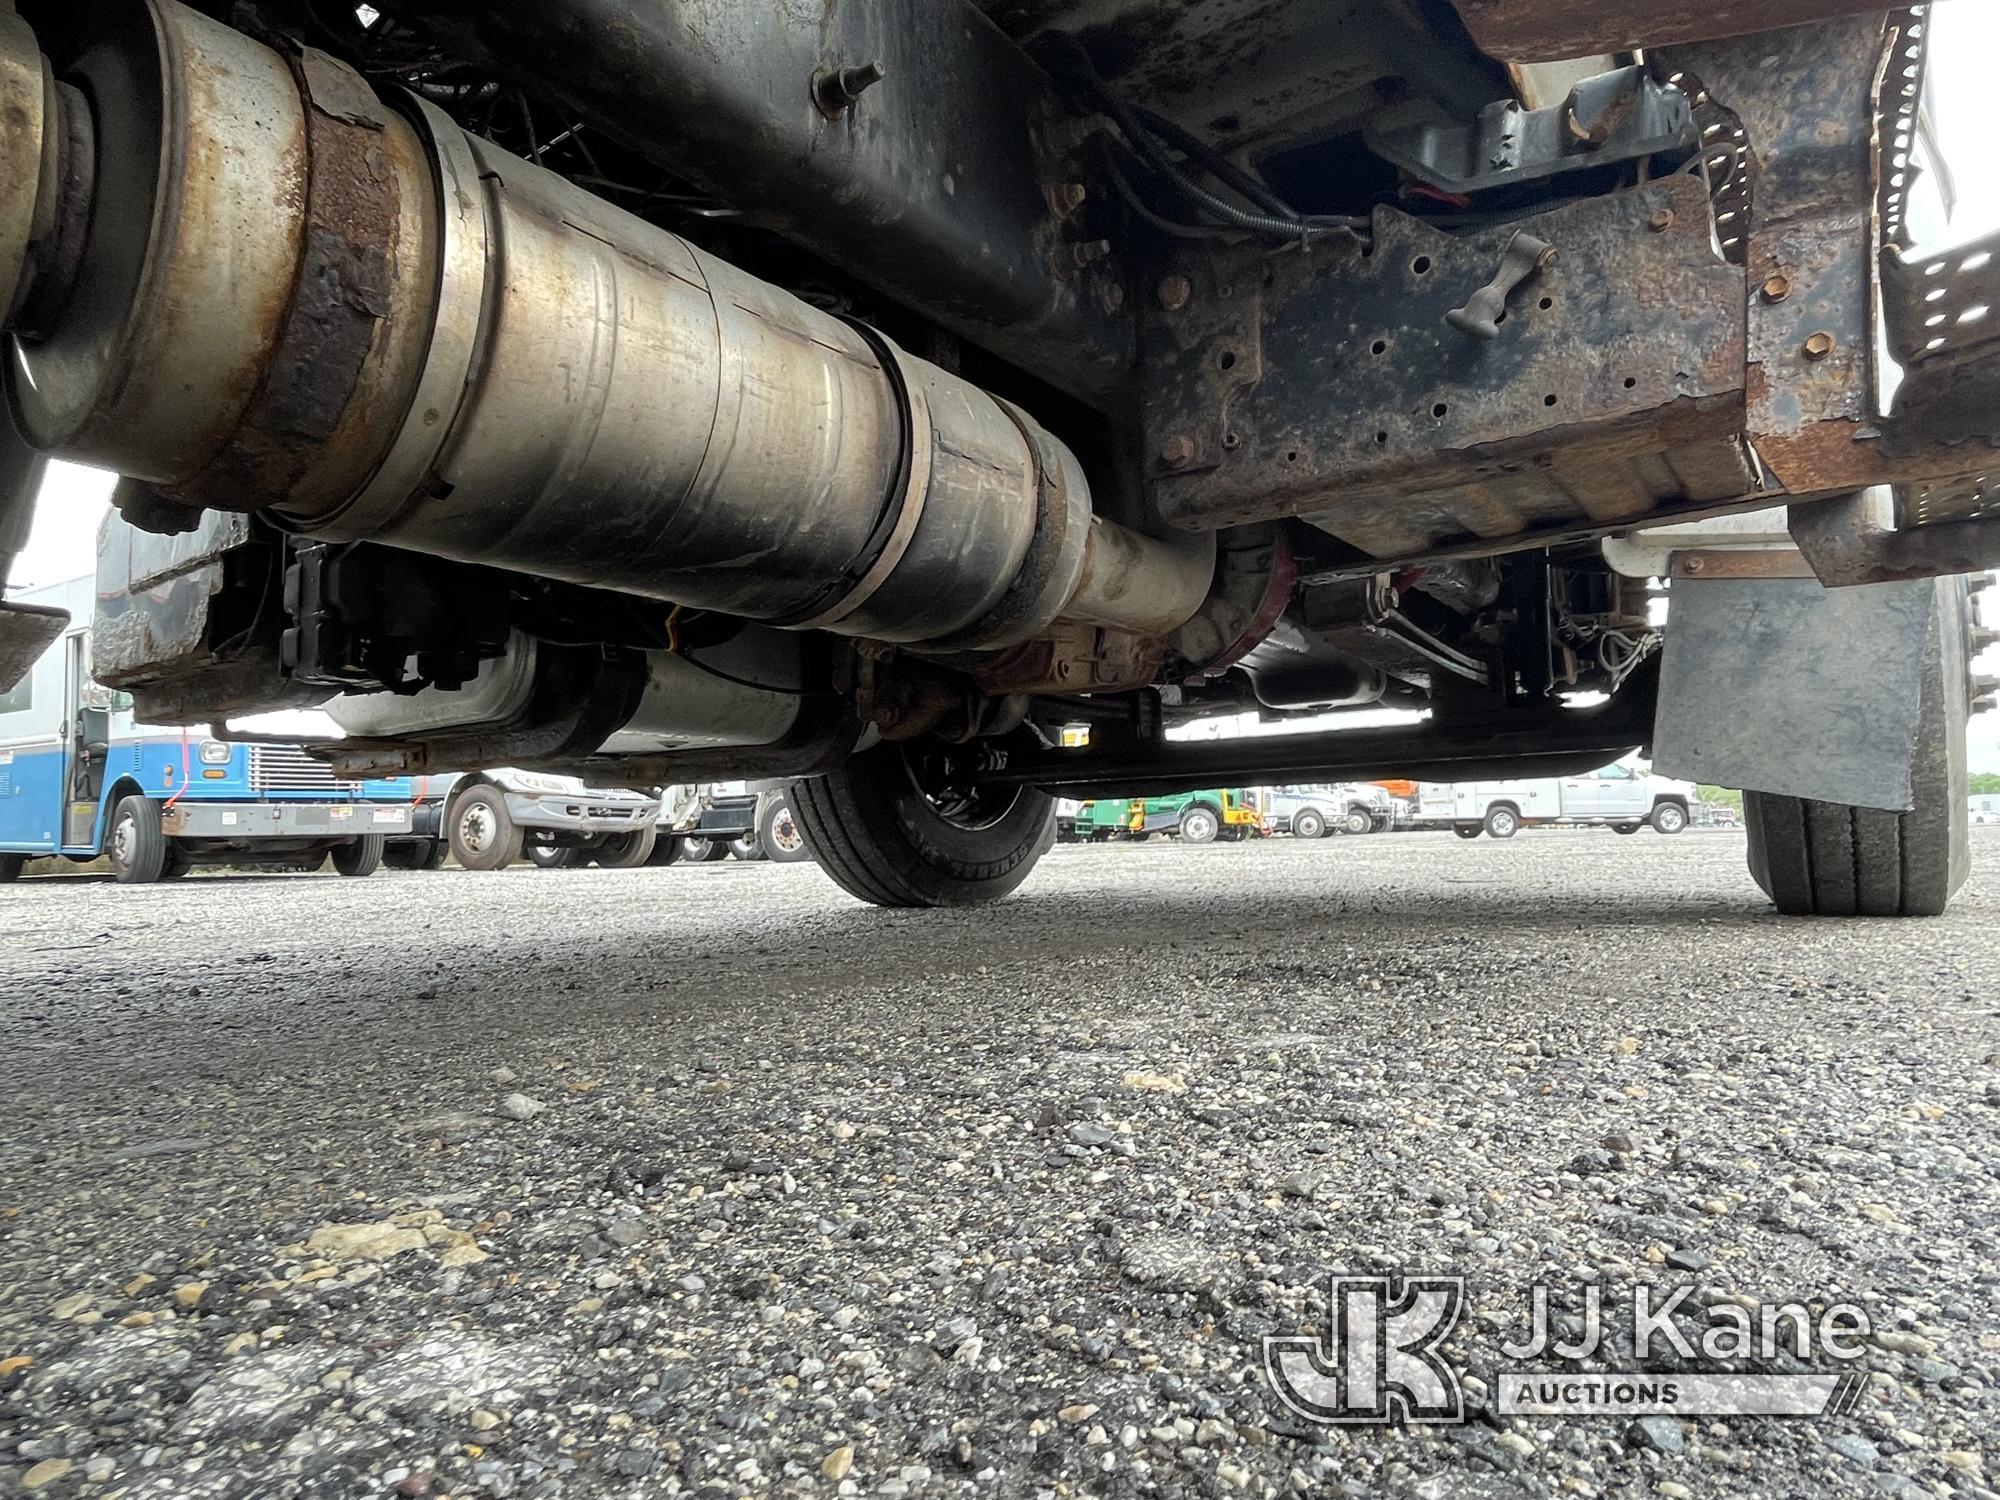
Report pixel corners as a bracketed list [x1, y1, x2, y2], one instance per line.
[0, 0, 1209, 653]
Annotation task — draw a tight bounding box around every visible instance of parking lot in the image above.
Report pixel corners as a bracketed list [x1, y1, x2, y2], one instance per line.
[1, 829, 1996, 1499]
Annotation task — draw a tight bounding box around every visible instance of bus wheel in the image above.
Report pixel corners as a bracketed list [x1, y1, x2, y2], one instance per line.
[332, 835, 385, 877]
[593, 828, 658, 868]
[449, 785, 524, 870]
[109, 795, 170, 884]
[384, 838, 447, 871]
[0, 853, 22, 882]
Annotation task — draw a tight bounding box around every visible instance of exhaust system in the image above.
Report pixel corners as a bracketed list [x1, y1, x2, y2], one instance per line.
[0, 0, 1210, 655]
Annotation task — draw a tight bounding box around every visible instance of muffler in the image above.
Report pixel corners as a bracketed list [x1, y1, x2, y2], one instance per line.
[0, 0, 1209, 653]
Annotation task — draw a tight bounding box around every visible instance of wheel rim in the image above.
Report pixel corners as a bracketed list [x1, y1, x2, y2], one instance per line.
[458, 803, 496, 854]
[1492, 812, 1516, 835]
[1297, 813, 1321, 838]
[1184, 810, 1216, 841]
[1659, 806, 1686, 832]
[901, 749, 1023, 832]
[1345, 811, 1370, 835]
[683, 838, 713, 858]
[111, 811, 135, 870]
[770, 807, 806, 855]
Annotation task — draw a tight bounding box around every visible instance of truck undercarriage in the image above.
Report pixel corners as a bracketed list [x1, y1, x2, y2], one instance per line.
[0, 0, 1994, 911]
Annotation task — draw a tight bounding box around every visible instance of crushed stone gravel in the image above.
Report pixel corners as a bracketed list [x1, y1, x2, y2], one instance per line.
[1, 829, 1996, 1499]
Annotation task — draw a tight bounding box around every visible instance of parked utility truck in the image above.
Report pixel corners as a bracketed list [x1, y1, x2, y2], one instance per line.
[1414, 766, 1697, 840]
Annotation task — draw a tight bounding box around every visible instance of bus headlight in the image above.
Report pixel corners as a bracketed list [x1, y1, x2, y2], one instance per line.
[197, 739, 232, 766]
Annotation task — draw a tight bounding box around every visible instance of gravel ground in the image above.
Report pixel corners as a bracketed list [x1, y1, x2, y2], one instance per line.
[1, 828, 1996, 1500]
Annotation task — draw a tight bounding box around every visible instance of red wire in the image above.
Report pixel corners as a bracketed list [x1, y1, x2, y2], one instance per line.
[163, 728, 191, 810]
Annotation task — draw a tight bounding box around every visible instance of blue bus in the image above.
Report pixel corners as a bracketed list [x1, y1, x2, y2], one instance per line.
[0, 575, 416, 884]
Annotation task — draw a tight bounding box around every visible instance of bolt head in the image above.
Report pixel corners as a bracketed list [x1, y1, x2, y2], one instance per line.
[1048, 181, 1088, 217]
[1648, 209, 1675, 232]
[1159, 434, 1196, 469]
[1157, 275, 1193, 311]
[1761, 272, 1793, 303]
[1802, 331, 1837, 360]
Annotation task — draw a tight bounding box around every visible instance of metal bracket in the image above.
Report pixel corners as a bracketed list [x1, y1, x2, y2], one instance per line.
[1790, 490, 2000, 587]
[1367, 65, 1694, 197]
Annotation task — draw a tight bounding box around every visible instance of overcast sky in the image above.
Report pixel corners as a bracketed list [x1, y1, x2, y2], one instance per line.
[6, 5, 1999, 768]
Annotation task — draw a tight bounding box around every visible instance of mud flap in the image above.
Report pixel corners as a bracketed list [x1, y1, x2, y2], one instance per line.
[1652, 577, 1938, 810]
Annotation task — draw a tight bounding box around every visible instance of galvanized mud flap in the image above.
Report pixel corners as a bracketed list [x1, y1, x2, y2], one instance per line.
[1652, 576, 1935, 809]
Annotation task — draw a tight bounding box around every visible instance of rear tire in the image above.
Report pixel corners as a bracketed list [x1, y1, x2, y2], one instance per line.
[728, 834, 766, 861]
[679, 836, 730, 863]
[646, 833, 683, 867]
[109, 795, 170, 884]
[527, 843, 587, 870]
[448, 785, 523, 871]
[1483, 805, 1521, 840]
[1613, 823, 1642, 836]
[1178, 805, 1221, 844]
[757, 793, 812, 864]
[384, 838, 448, 871]
[1452, 824, 1482, 840]
[1342, 807, 1373, 836]
[331, 835, 384, 878]
[1292, 808, 1326, 840]
[1744, 577, 1971, 917]
[0, 853, 22, 882]
[786, 743, 1055, 908]
[592, 828, 658, 868]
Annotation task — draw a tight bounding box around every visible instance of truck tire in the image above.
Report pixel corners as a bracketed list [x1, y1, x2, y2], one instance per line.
[1292, 807, 1326, 840]
[1177, 804, 1221, 844]
[331, 835, 384, 877]
[0, 853, 22, 882]
[757, 793, 812, 863]
[109, 794, 170, 884]
[384, 838, 447, 871]
[728, 834, 766, 861]
[679, 836, 730, 863]
[785, 744, 1055, 907]
[1342, 806, 1373, 836]
[1744, 579, 1971, 917]
[527, 843, 587, 869]
[646, 833, 683, 867]
[1613, 823, 1643, 835]
[1452, 824, 1482, 840]
[449, 784, 523, 870]
[593, 828, 658, 868]
[1650, 801, 1689, 836]
[1483, 804, 1521, 840]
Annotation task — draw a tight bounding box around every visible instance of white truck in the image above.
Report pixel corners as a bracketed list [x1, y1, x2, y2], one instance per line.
[1415, 767, 1697, 840]
[1265, 783, 1398, 838]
